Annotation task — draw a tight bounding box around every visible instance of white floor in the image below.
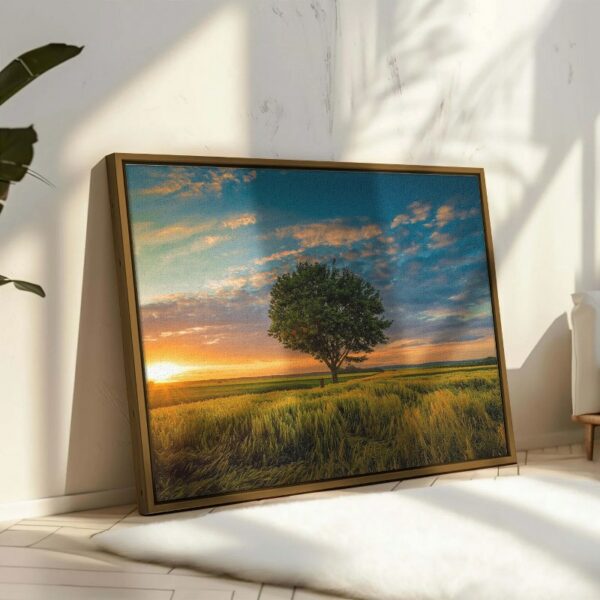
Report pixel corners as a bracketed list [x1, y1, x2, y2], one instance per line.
[1, 444, 598, 600]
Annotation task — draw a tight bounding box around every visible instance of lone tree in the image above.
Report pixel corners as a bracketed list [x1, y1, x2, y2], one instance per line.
[268, 261, 392, 383]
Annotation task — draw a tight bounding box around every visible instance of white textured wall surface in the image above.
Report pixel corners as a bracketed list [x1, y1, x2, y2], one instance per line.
[0, 0, 596, 505]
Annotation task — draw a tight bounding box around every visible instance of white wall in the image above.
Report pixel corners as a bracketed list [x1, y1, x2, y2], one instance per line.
[1, 0, 596, 509]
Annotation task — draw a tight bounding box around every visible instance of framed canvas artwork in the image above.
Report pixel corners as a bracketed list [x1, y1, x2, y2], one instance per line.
[106, 154, 516, 514]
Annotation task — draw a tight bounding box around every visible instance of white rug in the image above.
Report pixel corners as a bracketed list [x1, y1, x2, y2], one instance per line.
[95, 476, 600, 600]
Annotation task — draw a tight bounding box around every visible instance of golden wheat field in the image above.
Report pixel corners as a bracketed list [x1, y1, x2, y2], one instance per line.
[146, 365, 507, 502]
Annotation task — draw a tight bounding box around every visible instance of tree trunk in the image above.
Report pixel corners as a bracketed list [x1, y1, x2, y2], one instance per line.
[331, 369, 339, 384]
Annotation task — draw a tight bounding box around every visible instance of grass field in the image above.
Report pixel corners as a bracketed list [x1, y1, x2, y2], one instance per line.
[147, 371, 375, 408]
[146, 365, 507, 502]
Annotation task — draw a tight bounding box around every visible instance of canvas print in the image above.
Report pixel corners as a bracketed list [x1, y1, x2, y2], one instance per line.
[117, 159, 512, 507]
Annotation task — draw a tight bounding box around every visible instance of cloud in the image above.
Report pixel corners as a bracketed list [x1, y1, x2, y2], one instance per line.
[401, 242, 421, 256]
[255, 248, 303, 265]
[138, 166, 257, 199]
[248, 271, 278, 289]
[449, 291, 468, 302]
[156, 234, 230, 266]
[139, 170, 191, 196]
[174, 234, 229, 255]
[276, 221, 382, 249]
[429, 231, 455, 249]
[427, 204, 480, 229]
[201, 235, 227, 248]
[206, 269, 278, 293]
[133, 221, 214, 246]
[139, 288, 269, 349]
[457, 207, 480, 220]
[368, 334, 497, 367]
[422, 307, 467, 321]
[156, 325, 207, 339]
[391, 201, 431, 228]
[391, 214, 410, 228]
[435, 205, 455, 228]
[223, 213, 257, 229]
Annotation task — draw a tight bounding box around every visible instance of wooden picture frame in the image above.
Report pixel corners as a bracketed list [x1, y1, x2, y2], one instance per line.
[106, 153, 516, 515]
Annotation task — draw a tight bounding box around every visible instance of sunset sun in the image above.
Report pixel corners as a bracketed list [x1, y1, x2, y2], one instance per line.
[146, 362, 189, 383]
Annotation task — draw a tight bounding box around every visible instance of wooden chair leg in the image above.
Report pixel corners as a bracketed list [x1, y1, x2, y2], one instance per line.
[583, 423, 595, 461]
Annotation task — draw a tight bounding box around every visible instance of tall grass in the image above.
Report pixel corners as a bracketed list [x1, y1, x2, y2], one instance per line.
[148, 366, 507, 502]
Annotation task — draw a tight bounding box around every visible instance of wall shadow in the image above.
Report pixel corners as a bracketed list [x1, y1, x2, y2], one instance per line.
[65, 161, 133, 495]
[508, 313, 578, 449]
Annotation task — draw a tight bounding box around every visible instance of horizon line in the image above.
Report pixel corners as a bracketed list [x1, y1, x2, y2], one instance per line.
[146, 355, 499, 386]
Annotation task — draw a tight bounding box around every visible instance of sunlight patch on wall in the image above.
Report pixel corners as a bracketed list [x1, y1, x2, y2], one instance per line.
[64, 3, 249, 171]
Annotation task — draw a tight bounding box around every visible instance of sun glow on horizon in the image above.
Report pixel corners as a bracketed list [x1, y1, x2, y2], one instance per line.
[146, 362, 192, 383]
[142, 338, 496, 384]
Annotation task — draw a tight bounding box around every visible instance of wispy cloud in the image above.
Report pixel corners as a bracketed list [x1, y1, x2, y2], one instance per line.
[429, 230, 455, 249]
[370, 334, 496, 367]
[420, 302, 490, 324]
[199, 235, 227, 248]
[138, 166, 257, 199]
[427, 204, 479, 229]
[402, 241, 421, 255]
[255, 248, 303, 265]
[139, 170, 190, 196]
[223, 213, 257, 229]
[391, 201, 431, 228]
[276, 221, 382, 249]
[206, 269, 278, 293]
[156, 234, 230, 266]
[449, 291, 468, 302]
[435, 204, 454, 228]
[133, 221, 214, 246]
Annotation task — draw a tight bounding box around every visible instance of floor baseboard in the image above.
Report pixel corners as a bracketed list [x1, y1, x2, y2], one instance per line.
[0, 486, 136, 521]
[515, 428, 583, 451]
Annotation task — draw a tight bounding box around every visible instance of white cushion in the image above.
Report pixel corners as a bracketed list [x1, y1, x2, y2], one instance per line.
[571, 291, 600, 415]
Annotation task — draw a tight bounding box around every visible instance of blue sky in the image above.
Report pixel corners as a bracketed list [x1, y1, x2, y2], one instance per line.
[125, 163, 497, 379]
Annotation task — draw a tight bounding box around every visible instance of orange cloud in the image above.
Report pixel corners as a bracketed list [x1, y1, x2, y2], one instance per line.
[140, 170, 191, 196]
[201, 235, 227, 248]
[429, 231, 454, 249]
[207, 269, 278, 292]
[435, 205, 454, 227]
[277, 222, 382, 248]
[134, 221, 214, 246]
[255, 248, 302, 265]
[223, 213, 257, 229]
[405, 242, 420, 255]
[157, 234, 230, 266]
[391, 201, 431, 228]
[139, 166, 257, 199]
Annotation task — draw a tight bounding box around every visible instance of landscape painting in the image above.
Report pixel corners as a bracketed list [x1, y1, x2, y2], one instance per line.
[116, 157, 513, 509]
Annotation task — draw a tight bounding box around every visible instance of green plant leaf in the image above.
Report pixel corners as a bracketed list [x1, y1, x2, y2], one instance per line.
[0, 275, 45, 297]
[0, 126, 37, 181]
[0, 43, 83, 106]
[0, 180, 9, 204]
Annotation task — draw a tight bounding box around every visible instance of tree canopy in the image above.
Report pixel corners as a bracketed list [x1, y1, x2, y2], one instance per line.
[268, 261, 392, 382]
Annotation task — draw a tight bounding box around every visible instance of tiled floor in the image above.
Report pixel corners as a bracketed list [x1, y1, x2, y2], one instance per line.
[1, 443, 599, 599]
